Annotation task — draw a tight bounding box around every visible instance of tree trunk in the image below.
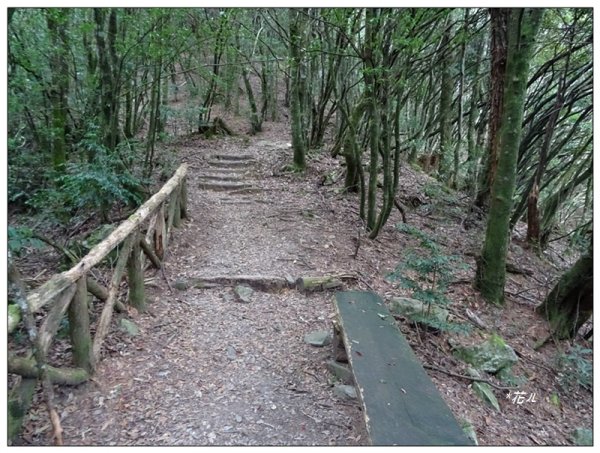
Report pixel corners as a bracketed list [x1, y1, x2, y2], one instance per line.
[289, 8, 306, 170]
[475, 8, 509, 209]
[437, 19, 453, 183]
[475, 8, 544, 305]
[46, 9, 70, 171]
[536, 247, 592, 339]
[241, 65, 262, 134]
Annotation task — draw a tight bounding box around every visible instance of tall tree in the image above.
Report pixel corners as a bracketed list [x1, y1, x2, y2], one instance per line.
[475, 8, 509, 208]
[475, 8, 544, 305]
[45, 9, 70, 170]
[288, 8, 307, 170]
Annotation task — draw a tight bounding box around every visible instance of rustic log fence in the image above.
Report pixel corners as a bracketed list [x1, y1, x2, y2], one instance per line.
[8, 164, 188, 442]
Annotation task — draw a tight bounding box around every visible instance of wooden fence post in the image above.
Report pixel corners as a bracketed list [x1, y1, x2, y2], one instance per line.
[127, 231, 146, 312]
[92, 236, 135, 362]
[173, 190, 182, 228]
[69, 277, 94, 372]
[154, 205, 166, 260]
[180, 176, 188, 219]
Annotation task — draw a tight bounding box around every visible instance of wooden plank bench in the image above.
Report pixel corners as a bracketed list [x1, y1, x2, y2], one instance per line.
[334, 290, 470, 445]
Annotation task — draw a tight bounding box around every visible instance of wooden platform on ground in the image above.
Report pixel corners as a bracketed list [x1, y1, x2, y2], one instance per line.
[334, 291, 470, 446]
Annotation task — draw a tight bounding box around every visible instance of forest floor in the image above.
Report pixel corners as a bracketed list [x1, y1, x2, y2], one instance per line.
[11, 113, 592, 446]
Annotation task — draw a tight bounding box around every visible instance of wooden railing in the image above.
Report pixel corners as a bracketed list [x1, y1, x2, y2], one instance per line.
[8, 164, 188, 442]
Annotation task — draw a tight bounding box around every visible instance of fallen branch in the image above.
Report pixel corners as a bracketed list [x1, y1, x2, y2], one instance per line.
[423, 363, 517, 391]
[393, 198, 407, 223]
[139, 237, 162, 269]
[8, 356, 90, 386]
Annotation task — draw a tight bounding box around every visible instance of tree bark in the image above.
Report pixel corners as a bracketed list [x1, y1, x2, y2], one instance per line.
[475, 9, 544, 305]
[46, 9, 70, 171]
[8, 356, 90, 385]
[69, 277, 94, 372]
[475, 9, 509, 209]
[289, 8, 307, 170]
[127, 231, 146, 312]
[536, 247, 592, 339]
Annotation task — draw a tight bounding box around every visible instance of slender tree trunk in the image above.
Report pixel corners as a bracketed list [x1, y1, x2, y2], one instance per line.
[46, 9, 70, 170]
[438, 20, 453, 183]
[241, 64, 262, 134]
[475, 8, 509, 209]
[289, 8, 306, 170]
[475, 8, 544, 305]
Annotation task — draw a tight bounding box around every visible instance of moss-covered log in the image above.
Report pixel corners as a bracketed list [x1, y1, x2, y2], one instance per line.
[296, 276, 344, 292]
[536, 248, 593, 339]
[9, 356, 89, 385]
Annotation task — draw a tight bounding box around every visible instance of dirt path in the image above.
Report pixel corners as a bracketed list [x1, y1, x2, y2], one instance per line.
[48, 131, 369, 446]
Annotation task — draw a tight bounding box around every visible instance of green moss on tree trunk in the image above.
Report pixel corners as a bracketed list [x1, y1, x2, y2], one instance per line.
[536, 247, 592, 339]
[476, 9, 544, 305]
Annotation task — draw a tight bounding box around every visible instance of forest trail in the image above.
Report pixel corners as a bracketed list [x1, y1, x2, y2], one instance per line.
[50, 130, 369, 446]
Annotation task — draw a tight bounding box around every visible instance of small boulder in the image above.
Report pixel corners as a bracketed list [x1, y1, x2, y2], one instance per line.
[389, 297, 449, 328]
[451, 333, 518, 373]
[326, 360, 354, 384]
[234, 285, 254, 303]
[571, 428, 592, 446]
[174, 279, 189, 291]
[120, 318, 139, 336]
[304, 330, 332, 347]
[333, 384, 357, 400]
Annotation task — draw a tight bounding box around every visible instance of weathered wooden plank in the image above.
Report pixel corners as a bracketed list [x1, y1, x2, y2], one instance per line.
[335, 291, 469, 446]
[26, 163, 187, 314]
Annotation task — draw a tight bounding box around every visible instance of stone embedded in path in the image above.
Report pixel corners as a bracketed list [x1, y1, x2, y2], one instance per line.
[304, 330, 332, 347]
[234, 285, 254, 303]
[326, 360, 354, 385]
[174, 279, 189, 291]
[211, 153, 255, 161]
[120, 318, 139, 336]
[199, 181, 254, 192]
[333, 384, 357, 400]
[226, 345, 237, 361]
[207, 159, 253, 168]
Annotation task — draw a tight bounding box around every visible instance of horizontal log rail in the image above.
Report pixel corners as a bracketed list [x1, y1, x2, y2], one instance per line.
[8, 164, 188, 442]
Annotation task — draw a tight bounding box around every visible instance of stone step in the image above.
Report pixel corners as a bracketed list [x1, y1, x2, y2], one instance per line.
[211, 153, 255, 161]
[207, 159, 255, 168]
[197, 174, 245, 183]
[199, 181, 255, 192]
